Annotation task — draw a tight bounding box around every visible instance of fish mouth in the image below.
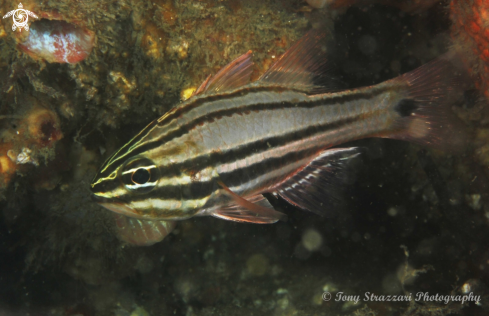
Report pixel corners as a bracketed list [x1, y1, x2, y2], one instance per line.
[91, 193, 142, 218]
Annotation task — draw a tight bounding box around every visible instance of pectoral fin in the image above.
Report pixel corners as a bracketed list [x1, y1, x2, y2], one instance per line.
[212, 181, 286, 224]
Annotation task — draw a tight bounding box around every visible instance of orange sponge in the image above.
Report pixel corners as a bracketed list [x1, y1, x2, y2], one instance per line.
[451, 0, 489, 99]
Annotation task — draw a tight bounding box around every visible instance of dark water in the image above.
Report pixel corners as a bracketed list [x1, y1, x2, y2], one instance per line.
[0, 0, 488, 315]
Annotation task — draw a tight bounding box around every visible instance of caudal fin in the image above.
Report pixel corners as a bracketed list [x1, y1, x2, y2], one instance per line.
[387, 52, 471, 153]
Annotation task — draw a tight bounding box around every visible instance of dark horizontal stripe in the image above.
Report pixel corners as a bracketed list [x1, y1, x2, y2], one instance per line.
[122, 85, 393, 166]
[92, 115, 357, 203]
[95, 81, 398, 196]
[219, 146, 313, 190]
[110, 113, 366, 205]
[97, 87, 274, 177]
[157, 85, 289, 126]
[125, 178, 216, 203]
[128, 144, 312, 202]
[212, 120, 366, 189]
[121, 116, 361, 202]
[162, 115, 360, 177]
[149, 115, 361, 204]
[107, 114, 361, 200]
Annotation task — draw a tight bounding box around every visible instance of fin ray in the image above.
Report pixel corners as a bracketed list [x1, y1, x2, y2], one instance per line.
[202, 51, 254, 94]
[112, 214, 176, 246]
[385, 52, 470, 153]
[259, 28, 340, 93]
[212, 181, 286, 223]
[274, 147, 361, 215]
[193, 74, 212, 96]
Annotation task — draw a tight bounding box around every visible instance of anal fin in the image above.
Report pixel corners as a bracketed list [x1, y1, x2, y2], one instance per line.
[112, 213, 176, 246]
[274, 147, 361, 216]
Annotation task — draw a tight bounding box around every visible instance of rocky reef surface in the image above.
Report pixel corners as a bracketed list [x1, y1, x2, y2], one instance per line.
[0, 0, 489, 315]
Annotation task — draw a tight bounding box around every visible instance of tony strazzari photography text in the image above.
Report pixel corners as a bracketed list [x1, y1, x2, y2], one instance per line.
[329, 292, 481, 305]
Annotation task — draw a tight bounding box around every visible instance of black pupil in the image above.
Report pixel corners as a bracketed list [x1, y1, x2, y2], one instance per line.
[132, 168, 150, 184]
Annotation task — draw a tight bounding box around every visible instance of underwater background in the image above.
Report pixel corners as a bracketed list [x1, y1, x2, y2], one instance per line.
[1, 0, 489, 315]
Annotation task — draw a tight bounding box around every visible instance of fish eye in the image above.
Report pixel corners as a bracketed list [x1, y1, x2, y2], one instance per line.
[121, 157, 159, 193]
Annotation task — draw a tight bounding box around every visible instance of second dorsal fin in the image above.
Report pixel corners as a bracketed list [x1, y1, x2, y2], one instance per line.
[259, 28, 340, 93]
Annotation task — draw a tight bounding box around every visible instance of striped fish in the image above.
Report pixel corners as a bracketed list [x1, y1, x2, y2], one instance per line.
[91, 30, 467, 246]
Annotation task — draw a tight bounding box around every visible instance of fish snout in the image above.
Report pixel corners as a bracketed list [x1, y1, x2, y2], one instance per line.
[91, 193, 110, 204]
[90, 192, 143, 218]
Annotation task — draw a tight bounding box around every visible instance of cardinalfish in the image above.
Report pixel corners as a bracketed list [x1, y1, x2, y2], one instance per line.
[91, 30, 467, 246]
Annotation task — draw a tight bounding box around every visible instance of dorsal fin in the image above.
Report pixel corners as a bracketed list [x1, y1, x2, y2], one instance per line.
[197, 51, 254, 95]
[193, 74, 212, 97]
[259, 29, 340, 93]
